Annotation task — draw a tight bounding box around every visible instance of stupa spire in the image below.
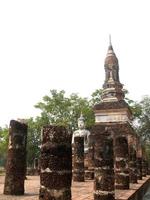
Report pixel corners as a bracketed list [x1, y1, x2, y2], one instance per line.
[101, 38, 125, 102]
[109, 34, 112, 46]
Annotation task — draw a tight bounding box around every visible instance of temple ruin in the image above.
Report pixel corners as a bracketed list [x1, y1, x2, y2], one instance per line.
[1, 40, 150, 200]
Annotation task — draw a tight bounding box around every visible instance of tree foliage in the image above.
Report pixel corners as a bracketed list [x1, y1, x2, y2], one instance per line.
[35, 89, 95, 131]
[0, 126, 9, 166]
[135, 96, 150, 142]
[26, 118, 42, 167]
[90, 89, 103, 105]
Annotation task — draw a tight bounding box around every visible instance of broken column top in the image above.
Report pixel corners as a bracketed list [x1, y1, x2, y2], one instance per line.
[41, 125, 71, 144]
[8, 120, 28, 150]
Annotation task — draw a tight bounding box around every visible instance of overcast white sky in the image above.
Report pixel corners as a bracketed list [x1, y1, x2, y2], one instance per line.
[0, 0, 150, 127]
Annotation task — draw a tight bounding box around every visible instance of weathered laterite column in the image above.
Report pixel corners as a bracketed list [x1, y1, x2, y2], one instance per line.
[128, 134, 138, 184]
[34, 158, 39, 169]
[147, 161, 150, 175]
[137, 140, 142, 180]
[114, 136, 129, 189]
[142, 146, 147, 177]
[73, 137, 84, 182]
[142, 159, 147, 177]
[145, 160, 149, 175]
[94, 132, 114, 200]
[86, 134, 95, 180]
[129, 146, 138, 183]
[4, 120, 27, 195]
[39, 125, 72, 200]
[88, 136, 95, 168]
[137, 157, 143, 180]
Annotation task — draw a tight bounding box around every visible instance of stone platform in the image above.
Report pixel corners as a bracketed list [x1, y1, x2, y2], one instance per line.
[0, 175, 149, 200]
[116, 176, 150, 200]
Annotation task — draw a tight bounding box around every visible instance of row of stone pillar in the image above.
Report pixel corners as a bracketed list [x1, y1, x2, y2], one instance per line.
[114, 135, 148, 189]
[4, 122, 73, 200]
[3, 121, 149, 200]
[89, 124, 150, 200]
[72, 131, 148, 200]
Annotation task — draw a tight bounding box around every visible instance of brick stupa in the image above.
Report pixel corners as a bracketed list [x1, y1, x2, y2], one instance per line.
[91, 38, 137, 199]
[94, 38, 132, 123]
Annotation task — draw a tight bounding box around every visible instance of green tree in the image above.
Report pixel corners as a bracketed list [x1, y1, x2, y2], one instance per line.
[26, 118, 41, 167]
[136, 96, 150, 142]
[35, 89, 94, 130]
[123, 89, 143, 120]
[90, 89, 103, 105]
[0, 127, 9, 166]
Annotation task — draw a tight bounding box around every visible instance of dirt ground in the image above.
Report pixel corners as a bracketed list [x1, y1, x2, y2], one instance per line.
[0, 175, 150, 200]
[0, 175, 93, 200]
[0, 176, 40, 200]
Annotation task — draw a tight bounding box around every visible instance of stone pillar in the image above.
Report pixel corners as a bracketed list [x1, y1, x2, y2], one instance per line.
[137, 140, 142, 180]
[94, 131, 114, 200]
[142, 146, 147, 177]
[145, 160, 149, 175]
[142, 159, 147, 177]
[34, 158, 39, 169]
[73, 137, 84, 182]
[129, 146, 138, 183]
[4, 120, 27, 195]
[114, 136, 129, 189]
[137, 158, 143, 180]
[88, 139, 95, 168]
[86, 134, 95, 180]
[39, 125, 72, 200]
[146, 160, 150, 175]
[128, 134, 138, 184]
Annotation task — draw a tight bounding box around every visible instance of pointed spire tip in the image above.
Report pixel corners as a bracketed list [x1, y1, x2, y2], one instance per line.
[109, 34, 112, 46]
[108, 34, 114, 52]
